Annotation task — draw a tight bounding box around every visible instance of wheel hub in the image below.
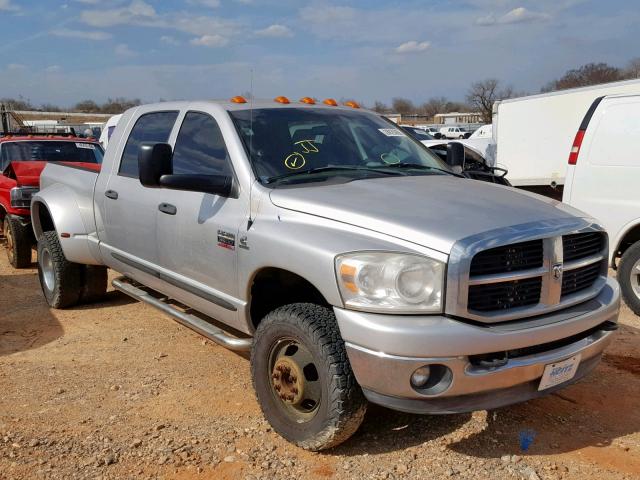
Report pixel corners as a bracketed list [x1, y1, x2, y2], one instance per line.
[272, 358, 304, 405]
[631, 258, 640, 299]
[4, 221, 14, 261]
[41, 247, 55, 293]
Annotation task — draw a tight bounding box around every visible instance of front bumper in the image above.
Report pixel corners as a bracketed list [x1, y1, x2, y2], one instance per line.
[335, 278, 620, 414]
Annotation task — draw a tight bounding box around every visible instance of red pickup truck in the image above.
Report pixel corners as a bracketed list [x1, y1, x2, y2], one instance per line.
[0, 135, 103, 267]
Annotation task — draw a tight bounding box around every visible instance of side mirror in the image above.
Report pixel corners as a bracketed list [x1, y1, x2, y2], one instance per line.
[139, 143, 172, 188]
[159, 174, 233, 197]
[446, 142, 466, 170]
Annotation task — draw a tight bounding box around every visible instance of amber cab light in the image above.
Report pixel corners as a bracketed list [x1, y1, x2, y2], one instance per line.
[230, 96, 247, 104]
[323, 98, 338, 106]
[300, 97, 316, 105]
[568, 130, 585, 165]
[344, 100, 360, 109]
[274, 96, 290, 104]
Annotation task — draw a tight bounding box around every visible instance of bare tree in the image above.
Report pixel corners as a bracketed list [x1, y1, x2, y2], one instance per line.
[542, 63, 623, 92]
[372, 101, 389, 113]
[101, 97, 142, 114]
[74, 100, 101, 113]
[624, 58, 640, 79]
[466, 79, 514, 123]
[391, 97, 415, 115]
[0, 96, 33, 110]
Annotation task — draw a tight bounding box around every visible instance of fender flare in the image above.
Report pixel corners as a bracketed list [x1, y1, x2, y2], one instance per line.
[31, 184, 101, 265]
[612, 218, 640, 266]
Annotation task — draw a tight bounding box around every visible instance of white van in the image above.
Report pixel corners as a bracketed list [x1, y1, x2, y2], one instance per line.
[563, 94, 640, 314]
[98, 114, 122, 150]
[439, 126, 467, 139]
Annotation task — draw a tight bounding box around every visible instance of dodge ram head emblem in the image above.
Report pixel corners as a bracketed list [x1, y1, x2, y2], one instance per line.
[552, 263, 563, 280]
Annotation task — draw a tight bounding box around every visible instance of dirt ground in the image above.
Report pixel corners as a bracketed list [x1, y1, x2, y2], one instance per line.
[1, 252, 639, 480]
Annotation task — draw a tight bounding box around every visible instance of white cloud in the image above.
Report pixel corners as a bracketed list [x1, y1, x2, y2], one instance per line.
[160, 35, 180, 45]
[0, 0, 19, 12]
[395, 40, 431, 54]
[476, 7, 551, 26]
[115, 43, 137, 57]
[45, 65, 62, 73]
[80, 0, 157, 28]
[187, 0, 221, 7]
[7, 63, 26, 70]
[50, 29, 112, 41]
[255, 24, 293, 38]
[190, 34, 228, 47]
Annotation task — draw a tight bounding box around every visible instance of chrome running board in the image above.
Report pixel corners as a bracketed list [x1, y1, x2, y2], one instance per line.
[112, 277, 252, 352]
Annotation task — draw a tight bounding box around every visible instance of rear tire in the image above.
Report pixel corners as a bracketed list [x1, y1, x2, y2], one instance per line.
[37, 231, 82, 308]
[619, 241, 640, 315]
[3, 216, 32, 268]
[251, 303, 367, 451]
[80, 265, 108, 304]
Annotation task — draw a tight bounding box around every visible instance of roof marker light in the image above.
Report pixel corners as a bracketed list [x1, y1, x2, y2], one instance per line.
[230, 95, 247, 104]
[344, 100, 360, 109]
[274, 96, 290, 104]
[300, 97, 316, 105]
[323, 98, 338, 106]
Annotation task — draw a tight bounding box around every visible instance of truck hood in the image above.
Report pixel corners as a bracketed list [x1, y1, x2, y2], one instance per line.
[5, 161, 101, 186]
[269, 176, 584, 254]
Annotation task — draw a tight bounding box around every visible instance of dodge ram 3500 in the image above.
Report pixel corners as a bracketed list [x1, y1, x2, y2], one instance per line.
[0, 134, 103, 268]
[31, 97, 620, 450]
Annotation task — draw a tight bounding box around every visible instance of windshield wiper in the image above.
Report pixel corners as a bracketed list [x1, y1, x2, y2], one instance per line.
[381, 163, 462, 177]
[264, 165, 403, 184]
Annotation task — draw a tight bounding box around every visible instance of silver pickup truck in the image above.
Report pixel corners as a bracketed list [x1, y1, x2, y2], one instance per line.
[31, 98, 620, 451]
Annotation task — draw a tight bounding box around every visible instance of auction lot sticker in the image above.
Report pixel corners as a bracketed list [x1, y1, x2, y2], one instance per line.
[538, 354, 581, 391]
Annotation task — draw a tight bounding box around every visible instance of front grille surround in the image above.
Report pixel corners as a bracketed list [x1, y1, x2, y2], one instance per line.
[445, 221, 608, 324]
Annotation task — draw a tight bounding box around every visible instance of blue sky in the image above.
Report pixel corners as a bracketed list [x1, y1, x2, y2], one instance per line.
[0, 0, 638, 107]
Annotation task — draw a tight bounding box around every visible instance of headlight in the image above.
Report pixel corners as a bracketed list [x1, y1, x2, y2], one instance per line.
[336, 252, 444, 313]
[10, 186, 39, 208]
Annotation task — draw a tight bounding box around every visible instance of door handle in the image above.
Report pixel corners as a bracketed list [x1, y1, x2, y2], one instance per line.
[105, 189, 118, 200]
[158, 203, 177, 215]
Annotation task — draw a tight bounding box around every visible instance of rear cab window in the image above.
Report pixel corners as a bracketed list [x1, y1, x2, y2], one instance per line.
[0, 140, 104, 172]
[119, 111, 179, 178]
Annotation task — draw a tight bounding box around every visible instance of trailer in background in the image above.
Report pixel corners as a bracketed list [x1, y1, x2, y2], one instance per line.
[493, 78, 640, 197]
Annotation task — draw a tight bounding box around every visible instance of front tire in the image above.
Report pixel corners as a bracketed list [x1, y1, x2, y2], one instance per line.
[251, 303, 367, 451]
[619, 241, 640, 315]
[37, 231, 82, 308]
[3, 216, 32, 268]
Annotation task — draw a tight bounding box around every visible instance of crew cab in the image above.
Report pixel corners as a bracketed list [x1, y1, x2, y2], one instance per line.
[0, 135, 103, 267]
[32, 97, 619, 450]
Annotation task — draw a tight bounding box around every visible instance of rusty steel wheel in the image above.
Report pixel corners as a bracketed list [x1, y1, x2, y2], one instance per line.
[268, 338, 322, 421]
[251, 303, 367, 451]
[3, 218, 14, 264]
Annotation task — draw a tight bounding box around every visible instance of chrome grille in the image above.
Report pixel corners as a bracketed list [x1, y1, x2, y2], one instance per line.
[450, 225, 608, 323]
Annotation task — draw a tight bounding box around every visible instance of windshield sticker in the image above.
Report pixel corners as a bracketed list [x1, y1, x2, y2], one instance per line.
[284, 152, 306, 170]
[378, 128, 406, 137]
[75, 143, 96, 150]
[294, 140, 319, 154]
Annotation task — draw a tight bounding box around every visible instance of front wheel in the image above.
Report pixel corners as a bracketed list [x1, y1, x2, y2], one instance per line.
[619, 241, 640, 315]
[3, 216, 32, 268]
[251, 303, 367, 451]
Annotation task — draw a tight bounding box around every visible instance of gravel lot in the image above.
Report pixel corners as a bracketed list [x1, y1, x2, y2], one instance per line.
[1, 251, 639, 480]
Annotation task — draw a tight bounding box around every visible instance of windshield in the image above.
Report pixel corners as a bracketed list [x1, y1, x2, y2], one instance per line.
[0, 140, 104, 170]
[229, 108, 449, 185]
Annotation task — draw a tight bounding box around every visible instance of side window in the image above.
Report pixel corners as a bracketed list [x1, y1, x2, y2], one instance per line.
[172, 112, 232, 176]
[119, 111, 179, 177]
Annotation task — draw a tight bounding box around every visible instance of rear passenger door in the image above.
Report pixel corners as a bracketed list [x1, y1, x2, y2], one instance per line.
[155, 111, 243, 324]
[101, 110, 179, 269]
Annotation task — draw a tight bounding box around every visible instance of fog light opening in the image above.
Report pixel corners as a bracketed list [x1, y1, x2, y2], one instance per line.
[410, 364, 453, 395]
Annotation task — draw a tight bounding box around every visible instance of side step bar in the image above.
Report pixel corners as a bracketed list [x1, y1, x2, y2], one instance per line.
[112, 277, 252, 352]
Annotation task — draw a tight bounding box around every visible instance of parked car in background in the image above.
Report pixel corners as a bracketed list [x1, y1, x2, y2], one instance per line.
[423, 126, 440, 136]
[0, 134, 103, 267]
[439, 126, 467, 139]
[99, 114, 122, 150]
[32, 97, 619, 450]
[399, 125, 436, 141]
[563, 94, 640, 315]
